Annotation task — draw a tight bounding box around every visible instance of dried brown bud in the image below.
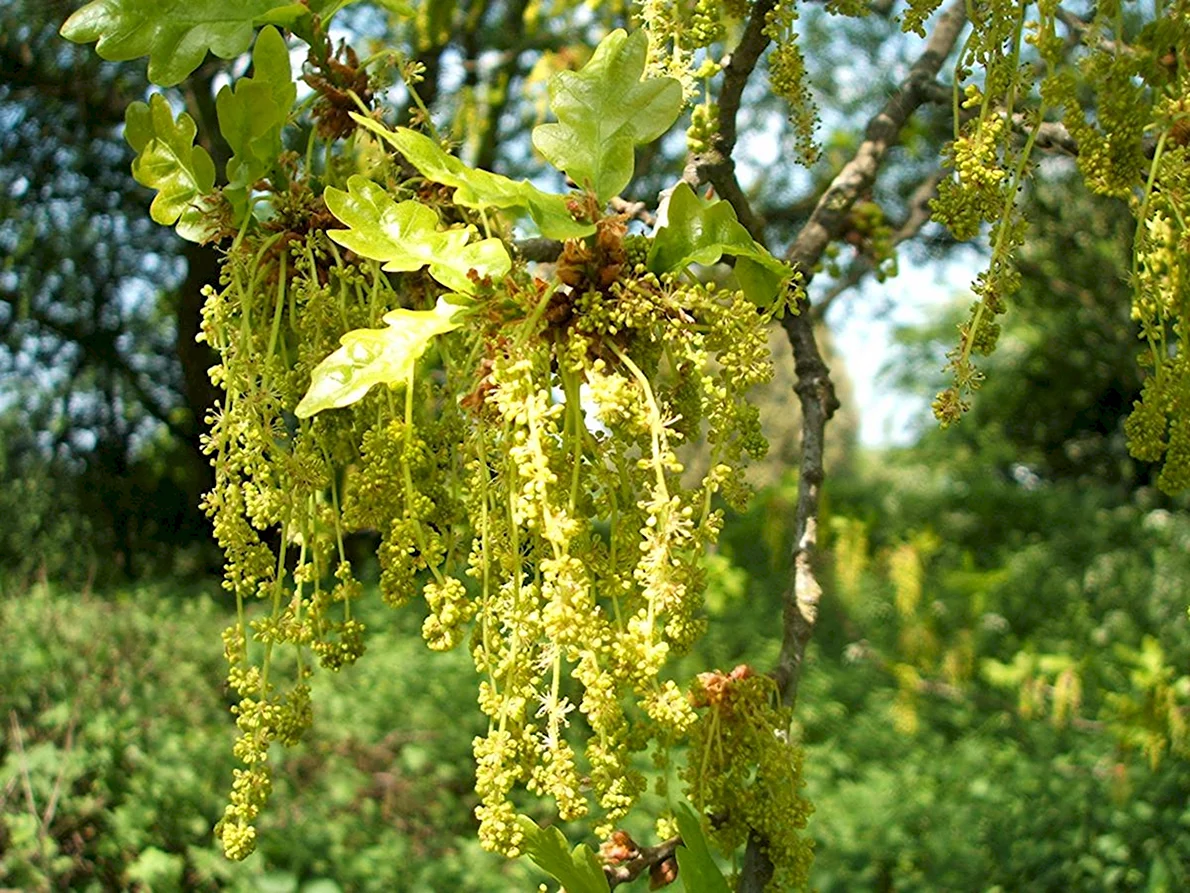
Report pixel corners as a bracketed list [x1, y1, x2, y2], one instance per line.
[648, 855, 679, 889]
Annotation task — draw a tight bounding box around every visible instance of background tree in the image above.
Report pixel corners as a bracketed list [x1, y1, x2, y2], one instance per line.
[0, 0, 219, 579]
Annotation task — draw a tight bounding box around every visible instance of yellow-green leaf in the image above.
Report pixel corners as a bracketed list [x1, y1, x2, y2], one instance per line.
[215, 26, 296, 219]
[60, 0, 294, 87]
[516, 816, 610, 893]
[351, 115, 594, 240]
[649, 182, 791, 306]
[295, 298, 463, 418]
[673, 802, 731, 893]
[323, 175, 511, 294]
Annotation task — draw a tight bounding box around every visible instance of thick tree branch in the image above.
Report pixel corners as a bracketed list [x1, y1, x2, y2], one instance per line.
[738, 5, 968, 889]
[778, 0, 967, 708]
[783, 0, 967, 281]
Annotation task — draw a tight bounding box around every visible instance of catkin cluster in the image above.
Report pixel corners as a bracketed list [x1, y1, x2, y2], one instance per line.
[200, 185, 780, 859]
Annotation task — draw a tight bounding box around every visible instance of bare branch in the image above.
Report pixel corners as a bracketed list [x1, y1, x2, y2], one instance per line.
[1021, 115, 1080, 156]
[1055, 7, 1136, 58]
[785, 1, 967, 277]
[779, 0, 967, 705]
[609, 196, 657, 228]
[681, 0, 779, 238]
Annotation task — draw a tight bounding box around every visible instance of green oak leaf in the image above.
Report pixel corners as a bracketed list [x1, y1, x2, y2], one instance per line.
[295, 297, 463, 418]
[648, 182, 792, 306]
[516, 816, 610, 893]
[531, 29, 681, 204]
[673, 802, 732, 893]
[351, 115, 594, 240]
[60, 0, 295, 87]
[258, 1, 411, 44]
[123, 93, 217, 242]
[324, 175, 511, 294]
[216, 26, 296, 219]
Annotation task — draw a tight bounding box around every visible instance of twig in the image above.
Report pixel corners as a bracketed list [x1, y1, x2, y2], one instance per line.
[1055, 8, 1136, 58]
[1022, 116, 1079, 156]
[783, 0, 967, 280]
[812, 168, 947, 321]
[513, 238, 564, 263]
[609, 196, 657, 228]
[42, 711, 80, 833]
[9, 712, 50, 873]
[681, 0, 779, 239]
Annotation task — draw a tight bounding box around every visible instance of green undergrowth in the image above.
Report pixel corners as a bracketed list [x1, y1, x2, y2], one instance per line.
[0, 582, 536, 892]
[4, 463, 1190, 892]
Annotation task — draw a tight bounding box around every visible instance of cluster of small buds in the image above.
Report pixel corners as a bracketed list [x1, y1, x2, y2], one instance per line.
[528, 740, 587, 821]
[644, 679, 698, 737]
[540, 555, 597, 652]
[1064, 51, 1149, 199]
[901, 0, 945, 36]
[585, 359, 652, 432]
[572, 276, 665, 336]
[311, 617, 366, 669]
[201, 153, 784, 866]
[422, 577, 476, 651]
[474, 729, 529, 854]
[689, 0, 726, 48]
[217, 681, 313, 859]
[214, 764, 272, 860]
[203, 231, 460, 861]
[933, 89, 1010, 241]
[686, 101, 719, 155]
[490, 356, 566, 532]
[621, 233, 651, 270]
[637, 0, 698, 100]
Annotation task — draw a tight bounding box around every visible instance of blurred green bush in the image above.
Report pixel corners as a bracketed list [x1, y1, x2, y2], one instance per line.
[0, 584, 536, 892]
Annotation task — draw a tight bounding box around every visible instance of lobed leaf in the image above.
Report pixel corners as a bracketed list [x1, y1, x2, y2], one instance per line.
[648, 182, 792, 306]
[215, 26, 296, 219]
[673, 802, 732, 893]
[351, 115, 594, 240]
[323, 175, 511, 294]
[123, 93, 217, 242]
[531, 29, 681, 204]
[294, 298, 463, 418]
[60, 0, 295, 87]
[516, 816, 610, 893]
